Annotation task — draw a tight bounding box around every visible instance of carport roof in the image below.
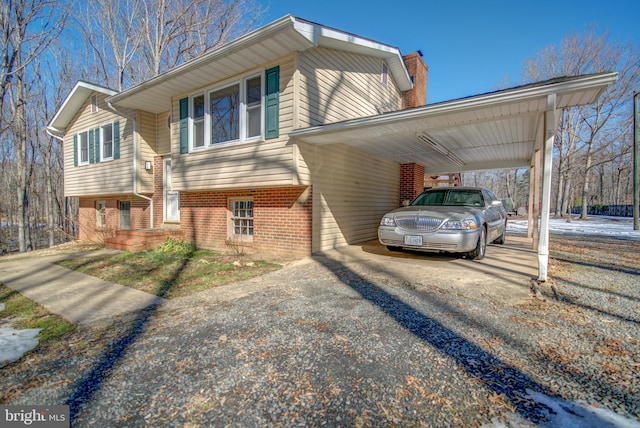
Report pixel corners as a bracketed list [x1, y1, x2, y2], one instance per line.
[291, 73, 618, 174]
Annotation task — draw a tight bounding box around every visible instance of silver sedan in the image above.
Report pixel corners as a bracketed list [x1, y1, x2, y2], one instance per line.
[378, 187, 507, 260]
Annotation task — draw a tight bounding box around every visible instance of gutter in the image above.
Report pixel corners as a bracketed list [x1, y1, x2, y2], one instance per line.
[46, 126, 64, 142]
[107, 102, 154, 229]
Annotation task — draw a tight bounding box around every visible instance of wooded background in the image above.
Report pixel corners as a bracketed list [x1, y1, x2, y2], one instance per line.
[1, 0, 639, 253]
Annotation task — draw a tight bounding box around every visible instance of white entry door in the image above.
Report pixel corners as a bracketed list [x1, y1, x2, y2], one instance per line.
[164, 158, 179, 222]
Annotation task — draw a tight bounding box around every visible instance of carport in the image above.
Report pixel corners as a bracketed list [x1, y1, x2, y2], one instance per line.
[291, 72, 618, 282]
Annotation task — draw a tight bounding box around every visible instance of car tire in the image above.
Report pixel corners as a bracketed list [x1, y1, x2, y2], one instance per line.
[468, 226, 486, 260]
[493, 221, 506, 245]
[387, 246, 403, 252]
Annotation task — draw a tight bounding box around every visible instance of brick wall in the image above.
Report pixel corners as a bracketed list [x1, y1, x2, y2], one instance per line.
[78, 195, 150, 241]
[179, 186, 313, 256]
[400, 163, 425, 205]
[80, 183, 313, 256]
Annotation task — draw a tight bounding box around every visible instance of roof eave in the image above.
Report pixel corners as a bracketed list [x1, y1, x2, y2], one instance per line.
[291, 72, 619, 142]
[107, 15, 413, 112]
[48, 81, 118, 131]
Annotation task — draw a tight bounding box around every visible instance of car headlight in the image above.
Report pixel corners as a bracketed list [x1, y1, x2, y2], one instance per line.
[380, 216, 397, 227]
[442, 218, 478, 230]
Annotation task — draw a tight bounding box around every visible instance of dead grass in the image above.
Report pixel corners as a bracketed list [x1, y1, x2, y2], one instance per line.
[0, 285, 75, 344]
[56, 244, 281, 299]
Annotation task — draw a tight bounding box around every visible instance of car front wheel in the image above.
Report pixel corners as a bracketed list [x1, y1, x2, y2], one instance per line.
[467, 227, 486, 260]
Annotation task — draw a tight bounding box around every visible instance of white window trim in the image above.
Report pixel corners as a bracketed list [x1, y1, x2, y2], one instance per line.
[228, 197, 254, 242]
[100, 122, 115, 162]
[188, 93, 206, 151]
[77, 129, 90, 166]
[188, 70, 264, 152]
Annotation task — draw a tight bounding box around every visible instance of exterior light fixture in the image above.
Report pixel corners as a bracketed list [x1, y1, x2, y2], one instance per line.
[145, 161, 152, 171]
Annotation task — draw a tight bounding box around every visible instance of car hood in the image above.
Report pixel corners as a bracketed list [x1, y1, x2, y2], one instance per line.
[386, 205, 483, 220]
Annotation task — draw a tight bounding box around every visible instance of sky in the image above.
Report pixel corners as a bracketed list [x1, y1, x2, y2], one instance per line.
[261, 0, 639, 103]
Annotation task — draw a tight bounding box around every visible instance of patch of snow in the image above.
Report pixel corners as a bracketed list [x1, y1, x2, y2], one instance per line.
[0, 303, 41, 367]
[485, 390, 640, 428]
[507, 216, 640, 241]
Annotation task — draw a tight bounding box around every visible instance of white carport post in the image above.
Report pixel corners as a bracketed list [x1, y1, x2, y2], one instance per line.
[537, 94, 557, 282]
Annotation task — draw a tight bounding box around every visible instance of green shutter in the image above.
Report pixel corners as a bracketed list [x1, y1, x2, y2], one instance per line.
[95, 127, 100, 162]
[73, 134, 78, 166]
[113, 121, 120, 159]
[265, 66, 279, 139]
[88, 129, 95, 163]
[179, 97, 188, 154]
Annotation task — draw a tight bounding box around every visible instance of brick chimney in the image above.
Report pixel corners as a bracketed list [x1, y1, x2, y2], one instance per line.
[402, 51, 428, 108]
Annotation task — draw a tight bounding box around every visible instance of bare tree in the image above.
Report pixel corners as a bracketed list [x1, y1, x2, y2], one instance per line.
[523, 27, 640, 219]
[77, 0, 262, 90]
[75, 0, 143, 91]
[0, 0, 68, 252]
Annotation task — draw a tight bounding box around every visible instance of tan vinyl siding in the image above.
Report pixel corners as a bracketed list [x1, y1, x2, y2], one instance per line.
[297, 142, 400, 252]
[170, 55, 298, 192]
[137, 110, 156, 193]
[156, 111, 171, 154]
[297, 48, 403, 128]
[64, 93, 134, 197]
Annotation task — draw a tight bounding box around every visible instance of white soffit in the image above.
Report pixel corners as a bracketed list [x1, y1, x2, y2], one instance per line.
[108, 15, 412, 114]
[291, 73, 619, 174]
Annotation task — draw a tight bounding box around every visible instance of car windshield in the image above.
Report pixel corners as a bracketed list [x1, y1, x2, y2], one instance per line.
[411, 189, 484, 207]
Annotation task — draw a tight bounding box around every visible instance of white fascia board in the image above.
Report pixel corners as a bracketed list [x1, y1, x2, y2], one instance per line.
[48, 81, 118, 131]
[291, 72, 619, 141]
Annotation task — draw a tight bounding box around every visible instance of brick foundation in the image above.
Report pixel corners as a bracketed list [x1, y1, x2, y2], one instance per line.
[79, 180, 313, 256]
[179, 186, 313, 257]
[78, 195, 151, 242]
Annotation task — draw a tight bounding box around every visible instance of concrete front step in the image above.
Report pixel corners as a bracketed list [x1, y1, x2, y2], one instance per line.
[104, 229, 185, 251]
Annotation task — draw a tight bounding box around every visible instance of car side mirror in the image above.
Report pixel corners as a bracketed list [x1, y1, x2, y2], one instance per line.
[402, 200, 411, 207]
[491, 200, 504, 207]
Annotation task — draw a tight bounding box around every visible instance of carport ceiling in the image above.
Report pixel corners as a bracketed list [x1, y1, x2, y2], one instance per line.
[291, 73, 618, 174]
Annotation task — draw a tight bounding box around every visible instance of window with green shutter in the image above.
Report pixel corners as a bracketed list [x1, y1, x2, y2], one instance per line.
[180, 66, 279, 153]
[75, 120, 120, 166]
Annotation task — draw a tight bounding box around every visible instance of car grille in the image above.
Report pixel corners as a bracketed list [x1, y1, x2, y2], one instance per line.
[395, 216, 443, 231]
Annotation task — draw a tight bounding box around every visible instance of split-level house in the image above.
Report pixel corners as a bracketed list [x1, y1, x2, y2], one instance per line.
[48, 15, 617, 275]
[47, 15, 428, 256]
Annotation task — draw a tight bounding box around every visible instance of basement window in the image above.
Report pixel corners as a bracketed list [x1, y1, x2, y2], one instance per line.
[229, 198, 254, 241]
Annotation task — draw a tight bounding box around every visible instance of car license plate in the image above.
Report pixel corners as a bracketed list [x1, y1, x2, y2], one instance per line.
[404, 235, 423, 246]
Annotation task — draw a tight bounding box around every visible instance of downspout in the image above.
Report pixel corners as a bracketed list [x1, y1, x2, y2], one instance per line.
[107, 102, 154, 228]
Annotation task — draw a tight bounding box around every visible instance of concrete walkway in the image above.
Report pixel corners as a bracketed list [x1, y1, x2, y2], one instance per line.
[0, 251, 163, 326]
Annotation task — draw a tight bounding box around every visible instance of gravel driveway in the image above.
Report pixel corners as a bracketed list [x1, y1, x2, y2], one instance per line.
[2, 235, 640, 427]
